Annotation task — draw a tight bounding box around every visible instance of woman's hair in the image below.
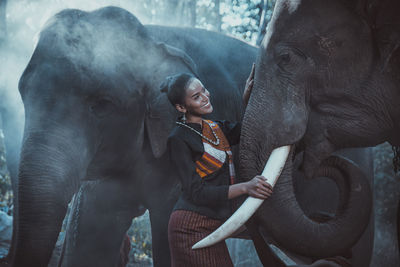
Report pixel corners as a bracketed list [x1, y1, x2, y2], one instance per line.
[160, 73, 196, 106]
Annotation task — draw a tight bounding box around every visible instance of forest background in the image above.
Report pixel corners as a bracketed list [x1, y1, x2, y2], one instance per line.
[0, 0, 399, 266]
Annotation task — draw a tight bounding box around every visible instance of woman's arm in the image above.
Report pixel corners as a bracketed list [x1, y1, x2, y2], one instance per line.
[168, 135, 272, 205]
[228, 175, 273, 200]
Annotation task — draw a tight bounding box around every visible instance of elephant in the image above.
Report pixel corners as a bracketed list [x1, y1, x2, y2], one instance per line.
[210, 0, 399, 265]
[12, 6, 256, 267]
[11, 5, 376, 267]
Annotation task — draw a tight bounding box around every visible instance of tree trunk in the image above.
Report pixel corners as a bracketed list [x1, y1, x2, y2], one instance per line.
[0, 0, 6, 46]
[176, 1, 185, 26]
[214, 0, 221, 32]
[162, 0, 179, 26]
[189, 0, 196, 27]
[256, 0, 269, 46]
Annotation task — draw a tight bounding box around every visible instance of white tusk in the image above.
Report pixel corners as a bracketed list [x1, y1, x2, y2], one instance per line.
[192, 145, 291, 250]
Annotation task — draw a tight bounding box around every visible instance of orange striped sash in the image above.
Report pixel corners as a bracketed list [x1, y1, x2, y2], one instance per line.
[195, 120, 235, 184]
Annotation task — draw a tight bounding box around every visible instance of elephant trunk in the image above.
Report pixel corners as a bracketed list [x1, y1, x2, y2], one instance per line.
[238, 108, 372, 257]
[257, 154, 371, 257]
[12, 126, 85, 267]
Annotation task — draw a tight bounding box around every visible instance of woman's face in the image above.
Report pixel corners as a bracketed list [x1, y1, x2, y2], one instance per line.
[182, 78, 213, 116]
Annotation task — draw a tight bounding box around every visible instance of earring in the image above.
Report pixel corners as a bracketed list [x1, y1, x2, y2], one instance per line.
[182, 113, 187, 123]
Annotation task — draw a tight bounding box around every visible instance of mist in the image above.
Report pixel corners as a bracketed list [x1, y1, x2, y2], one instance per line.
[0, 1, 399, 266]
[0, 0, 154, 133]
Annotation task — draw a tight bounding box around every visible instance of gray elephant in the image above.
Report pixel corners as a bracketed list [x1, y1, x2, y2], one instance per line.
[211, 0, 399, 266]
[12, 6, 256, 267]
[11, 5, 376, 267]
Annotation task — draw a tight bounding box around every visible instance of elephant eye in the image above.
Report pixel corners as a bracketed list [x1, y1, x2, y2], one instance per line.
[279, 53, 291, 64]
[90, 98, 116, 118]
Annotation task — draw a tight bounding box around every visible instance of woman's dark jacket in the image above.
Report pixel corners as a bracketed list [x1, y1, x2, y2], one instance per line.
[167, 120, 241, 220]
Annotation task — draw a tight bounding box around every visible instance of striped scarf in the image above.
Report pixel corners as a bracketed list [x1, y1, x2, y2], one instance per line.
[195, 120, 235, 184]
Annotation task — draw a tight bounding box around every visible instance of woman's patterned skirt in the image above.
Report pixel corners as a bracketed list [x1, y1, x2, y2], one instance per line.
[168, 209, 233, 267]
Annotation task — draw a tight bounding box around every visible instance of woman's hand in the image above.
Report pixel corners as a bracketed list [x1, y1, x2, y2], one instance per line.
[243, 63, 255, 108]
[227, 173, 273, 200]
[244, 175, 273, 199]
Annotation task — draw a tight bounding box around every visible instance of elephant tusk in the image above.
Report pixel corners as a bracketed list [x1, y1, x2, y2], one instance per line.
[192, 145, 291, 250]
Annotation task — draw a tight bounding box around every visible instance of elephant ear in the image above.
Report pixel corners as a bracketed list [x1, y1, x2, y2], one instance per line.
[145, 92, 179, 158]
[376, 26, 400, 72]
[343, 0, 369, 16]
[356, 0, 400, 72]
[368, 0, 400, 72]
[156, 42, 200, 77]
[143, 43, 200, 158]
[345, 0, 400, 72]
[144, 43, 199, 158]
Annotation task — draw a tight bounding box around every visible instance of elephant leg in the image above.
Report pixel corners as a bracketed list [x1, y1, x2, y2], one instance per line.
[149, 199, 176, 267]
[60, 179, 138, 267]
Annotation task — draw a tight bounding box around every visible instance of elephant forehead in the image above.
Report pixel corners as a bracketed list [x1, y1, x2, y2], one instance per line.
[261, 0, 302, 50]
[39, 8, 153, 79]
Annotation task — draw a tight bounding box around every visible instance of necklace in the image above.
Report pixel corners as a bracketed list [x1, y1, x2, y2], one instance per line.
[176, 120, 220, 145]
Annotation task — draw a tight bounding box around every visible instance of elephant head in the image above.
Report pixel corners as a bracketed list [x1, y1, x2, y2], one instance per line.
[14, 6, 202, 267]
[237, 0, 400, 258]
[195, 0, 400, 260]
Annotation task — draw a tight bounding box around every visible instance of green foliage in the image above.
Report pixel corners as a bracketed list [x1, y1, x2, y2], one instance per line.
[221, 0, 263, 42]
[128, 0, 276, 44]
[127, 211, 153, 263]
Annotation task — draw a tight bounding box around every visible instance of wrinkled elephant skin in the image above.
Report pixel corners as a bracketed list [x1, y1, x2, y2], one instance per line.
[239, 0, 399, 265]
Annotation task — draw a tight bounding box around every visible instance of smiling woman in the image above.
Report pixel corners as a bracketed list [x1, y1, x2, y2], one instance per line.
[159, 70, 275, 267]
